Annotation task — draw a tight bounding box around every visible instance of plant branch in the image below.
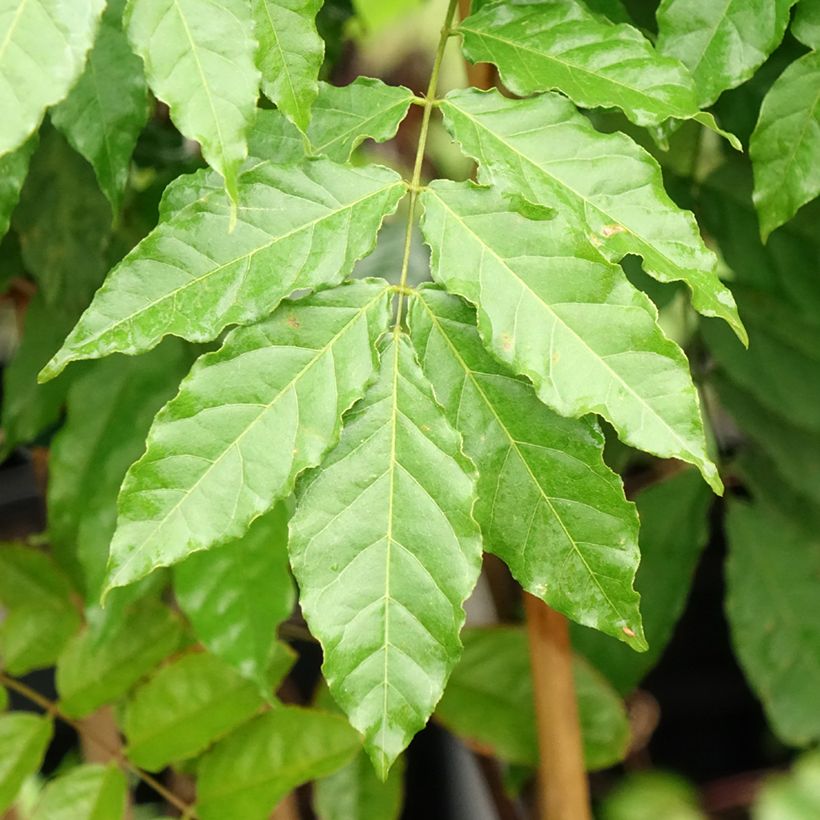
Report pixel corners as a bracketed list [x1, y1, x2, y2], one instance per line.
[0, 672, 196, 818]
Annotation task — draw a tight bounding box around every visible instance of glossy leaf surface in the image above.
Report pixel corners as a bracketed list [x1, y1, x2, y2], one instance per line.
[125, 0, 259, 198]
[420, 181, 719, 491]
[252, 0, 323, 132]
[459, 0, 701, 127]
[106, 280, 391, 592]
[174, 504, 296, 695]
[409, 287, 644, 645]
[197, 708, 359, 820]
[30, 764, 126, 820]
[52, 0, 150, 213]
[750, 51, 820, 240]
[0, 0, 104, 155]
[290, 334, 483, 777]
[440, 88, 744, 343]
[0, 714, 53, 813]
[41, 162, 403, 380]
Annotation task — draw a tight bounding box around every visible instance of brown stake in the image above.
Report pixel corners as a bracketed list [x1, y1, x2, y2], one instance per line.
[524, 594, 591, 820]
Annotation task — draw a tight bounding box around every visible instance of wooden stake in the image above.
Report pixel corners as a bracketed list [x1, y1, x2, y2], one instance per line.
[524, 594, 591, 820]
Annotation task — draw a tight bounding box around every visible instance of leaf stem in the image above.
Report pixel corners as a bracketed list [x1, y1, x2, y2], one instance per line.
[394, 0, 460, 328]
[0, 672, 196, 818]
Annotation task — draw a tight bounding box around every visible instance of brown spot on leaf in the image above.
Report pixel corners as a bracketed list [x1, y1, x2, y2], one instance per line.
[601, 223, 626, 238]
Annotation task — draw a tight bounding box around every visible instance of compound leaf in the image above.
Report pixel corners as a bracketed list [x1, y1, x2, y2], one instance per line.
[197, 708, 359, 820]
[105, 280, 391, 593]
[41, 161, 403, 381]
[440, 89, 744, 343]
[289, 333, 483, 777]
[125, 0, 259, 200]
[419, 181, 719, 491]
[30, 764, 126, 820]
[0, 714, 53, 813]
[409, 287, 644, 646]
[458, 0, 700, 127]
[750, 51, 820, 240]
[52, 0, 150, 214]
[0, 0, 104, 155]
[252, 0, 323, 132]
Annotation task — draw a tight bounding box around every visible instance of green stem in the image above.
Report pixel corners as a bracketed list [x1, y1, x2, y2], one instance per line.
[394, 0, 460, 329]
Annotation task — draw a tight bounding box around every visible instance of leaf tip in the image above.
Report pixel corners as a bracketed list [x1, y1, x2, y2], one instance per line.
[37, 355, 66, 384]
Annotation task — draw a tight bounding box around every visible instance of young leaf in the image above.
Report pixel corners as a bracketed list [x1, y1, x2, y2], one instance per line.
[0, 0, 104, 155]
[750, 51, 820, 240]
[30, 764, 126, 820]
[441, 89, 744, 343]
[123, 652, 264, 770]
[656, 0, 795, 108]
[196, 707, 360, 820]
[458, 0, 701, 127]
[435, 627, 630, 771]
[48, 341, 194, 600]
[40, 162, 404, 380]
[252, 0, 323, 132]
[793, 0, 820, 49]
[105, 280, 391, 593]
[51, 0, 150, 214]
[56, 599, 183, 717]
[419, 181, 720, 492]
[290, 334, 483, 777]
[571, 469, 711, 694]
[726, 499, 820, 746]
[124, 0, 259, 200]
[0, 714, 53, 813]
[174, 504, 297, 695]
[0, 138, 36, 241]
[409, 287, 645, 646]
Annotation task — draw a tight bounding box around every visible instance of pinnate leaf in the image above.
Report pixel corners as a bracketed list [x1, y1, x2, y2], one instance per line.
[42, 161, 402, 381]
[174, 504, 297, 695]
[419, 181, 719, 491]
[105, 280, 391, 592]
[52, 0, 150, 214]
[459, 0, 700, 127]
[440, 88, 745, 343]
[750, 51, 820, 240]
[31, 764, 126, 820]
[197, 707, 359, 820]
[0, 0, 104, 155]
[656, 0, 795, 108]
[0, 714, 52, 813]
[290, 334, 483, 777]
[125, 0, 259, 200]
[252, 0, 323, 132]
[409, 287, 644, 646]
[123, 652, 264, 770]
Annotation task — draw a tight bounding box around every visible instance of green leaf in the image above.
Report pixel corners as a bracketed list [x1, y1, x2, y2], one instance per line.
[105, 280, 391, 593]
[0, 543, 75, 607]
[290, 333, 483, 777]
[352, 0, 422, 32]
[409, 287, 644, 646]
[601, 771, 705, 820]
[750, 51, 820, 240]
[435, 627, 630, 771]
[0, 688, 7, 711]
[174, 504, 296, 695]
[252, 0, 323, 132]
[419, 180, 719, 491]
[315, 752, 404, 820]
[196, 707, 360, 820]
[656, 0, 795, 108]
[726, 499, 820, 746]
[440, 88, 745, 344]
[31, 764, 126, 820]
[793, 0, 820, 49]
[51, 0, 150, 214]
[40, 162, 404, 381]
[123, 652, 263, 770]
[754, 751, 820, 820]
[56, 599, 182, 717]
[48, 341, 194, 600]
[0, 0, 104, 155]
[0, 138, 36, 241]
[124, 0, 259, 200]
[0, 714, 52, 813]
[571, 469, 711, 694]
[458, 0, 700, 127]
